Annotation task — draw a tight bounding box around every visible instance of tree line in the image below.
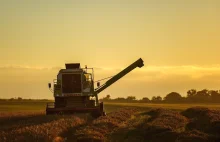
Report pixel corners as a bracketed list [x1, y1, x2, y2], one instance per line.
[0, 97, 50, 102]
[99, 89, 220, 103]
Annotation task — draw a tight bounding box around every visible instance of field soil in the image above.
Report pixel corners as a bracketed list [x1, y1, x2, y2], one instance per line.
[1, 102, 220, 141]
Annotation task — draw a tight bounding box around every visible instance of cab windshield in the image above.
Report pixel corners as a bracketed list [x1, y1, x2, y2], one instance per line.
[83, 73, 92, 91]
[62, 74, 82, 93]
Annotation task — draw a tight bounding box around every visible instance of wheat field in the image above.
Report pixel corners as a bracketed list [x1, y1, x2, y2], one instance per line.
[1, 101, 220, 142]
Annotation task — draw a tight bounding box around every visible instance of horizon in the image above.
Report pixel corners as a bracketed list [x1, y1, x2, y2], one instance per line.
[0, 88, 218, 100]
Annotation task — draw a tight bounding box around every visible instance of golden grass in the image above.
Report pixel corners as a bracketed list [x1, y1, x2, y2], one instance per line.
[75, 108, 138, 142]
[146, 108, 188, 131]
[1, 101, 220, 141]
[0, 115, 85, 142]
[109, 107, 220, 142]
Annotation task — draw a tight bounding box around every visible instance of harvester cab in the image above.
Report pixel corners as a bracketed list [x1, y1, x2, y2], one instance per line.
[46, 58, 144, 117]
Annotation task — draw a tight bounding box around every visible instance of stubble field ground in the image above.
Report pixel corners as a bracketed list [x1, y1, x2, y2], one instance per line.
[1, 101, 220, 142]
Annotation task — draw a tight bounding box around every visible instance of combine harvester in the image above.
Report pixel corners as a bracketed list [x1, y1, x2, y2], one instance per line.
[47, 58, 144, 117]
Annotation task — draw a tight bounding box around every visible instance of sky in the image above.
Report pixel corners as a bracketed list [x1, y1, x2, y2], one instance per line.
[0, 0, 220, 99]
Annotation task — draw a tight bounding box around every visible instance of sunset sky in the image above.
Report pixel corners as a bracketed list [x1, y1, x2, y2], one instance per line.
[1, 0, 220, 99]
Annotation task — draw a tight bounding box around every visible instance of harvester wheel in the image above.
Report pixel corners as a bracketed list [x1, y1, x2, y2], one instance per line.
[91, 111, 102, 118]
[100, 102, 106, 116]
[90, 102, 106, 118]
[58, 111, 64, 115]
[103, 111, 107, 116]
[46, 111, 52, 115]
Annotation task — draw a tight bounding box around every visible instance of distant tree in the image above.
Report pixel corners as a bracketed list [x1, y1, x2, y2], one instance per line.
[164, 92, 182, 103]
[17, 97, 22, 101]
[141, 97, 150, 103]
[187, 89, 197, 98]
[195, 89, 210, 102]
[126, 96, 136, 102]
[104, 94, 111, 100]
[151, 96, 162, 103]
[186, 89, 198, 102]
[9, 98, 15, 101]
[115, 97, 126, 102]
[106, 94, 111, 99]
[156, 96, 162, 101]
[209, 90, 220, 103]
[199, 89, 209, 96]
[102, 94, 111, 101]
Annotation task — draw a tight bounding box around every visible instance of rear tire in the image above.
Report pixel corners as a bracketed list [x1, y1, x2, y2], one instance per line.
[46, 111, 52, 115]
[91, 111, 102, 118]
[103, 111, 107, 116]
[90, 103, 106, 118]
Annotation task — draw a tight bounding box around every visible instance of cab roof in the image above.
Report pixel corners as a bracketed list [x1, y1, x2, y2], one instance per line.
[65, 63, 80, 69]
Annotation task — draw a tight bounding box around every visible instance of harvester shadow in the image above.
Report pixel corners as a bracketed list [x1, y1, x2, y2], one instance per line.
[60, 124, 86, 142]
[59, 115, 95, 142]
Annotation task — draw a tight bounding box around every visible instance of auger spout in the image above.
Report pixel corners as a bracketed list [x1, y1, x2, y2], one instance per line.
[95, 58, 144, 94]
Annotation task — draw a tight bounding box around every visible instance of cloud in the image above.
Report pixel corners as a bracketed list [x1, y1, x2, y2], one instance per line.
[1, 64, 220, 82]
[135, 65, 220, 79]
